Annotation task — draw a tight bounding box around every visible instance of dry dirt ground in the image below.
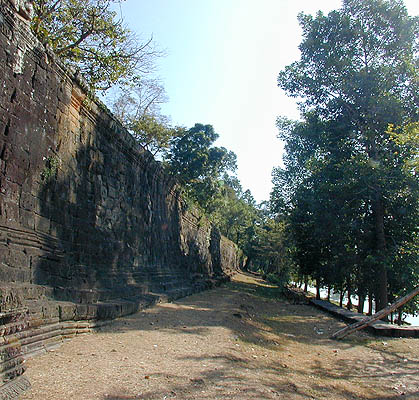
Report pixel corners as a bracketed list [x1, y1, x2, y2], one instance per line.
[20, 272, 419, 400]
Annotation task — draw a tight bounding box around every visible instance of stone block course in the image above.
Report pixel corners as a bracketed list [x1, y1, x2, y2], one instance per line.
[0, 0, 243, 396]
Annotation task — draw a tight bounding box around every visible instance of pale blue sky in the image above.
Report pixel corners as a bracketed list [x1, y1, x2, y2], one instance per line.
[115, 0, 419, 203]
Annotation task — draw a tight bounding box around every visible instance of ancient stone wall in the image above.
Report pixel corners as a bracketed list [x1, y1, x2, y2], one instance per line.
[0, 1, 242, 396]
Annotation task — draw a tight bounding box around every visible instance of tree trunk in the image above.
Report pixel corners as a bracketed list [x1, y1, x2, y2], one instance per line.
[358, 294, 365, 314]
[367, 139, 389, 313]
[316, 279, 321, 300]
[243, 257, 251, 272]
[397, 308, 403, 326]
[347, 284, 352, 310]
[304, 277, 308, 293]
[327, 285, 331, 302]
[331, 286, 419, 339]
[368, 292, 373, 315]
[339, 291, 344, 308]
[372, 187, 388, 313]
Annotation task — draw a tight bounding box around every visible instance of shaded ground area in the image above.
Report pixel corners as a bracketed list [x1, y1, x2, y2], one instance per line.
[21, 272, 419, 399]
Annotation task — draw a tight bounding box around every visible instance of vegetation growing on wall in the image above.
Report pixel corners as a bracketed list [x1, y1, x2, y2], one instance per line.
[31, 0, 163, 91]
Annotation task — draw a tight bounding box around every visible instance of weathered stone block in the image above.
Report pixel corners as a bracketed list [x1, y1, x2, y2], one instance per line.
[34, 214, 49, 234]
[0, 4, 243, 395]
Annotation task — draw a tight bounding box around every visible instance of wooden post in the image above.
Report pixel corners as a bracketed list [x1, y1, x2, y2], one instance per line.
[331, 286, 419, 340]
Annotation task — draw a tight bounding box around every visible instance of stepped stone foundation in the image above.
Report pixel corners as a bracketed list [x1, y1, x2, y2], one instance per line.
[0, 1, 243, 397]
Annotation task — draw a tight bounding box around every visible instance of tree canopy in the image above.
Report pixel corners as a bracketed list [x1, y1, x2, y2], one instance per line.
[274, 0, 418, 312]
[31, 1, 176, 154]
[166, 124, 237, 183]
[111, 78, 182, 156]
[31, 0, 163, 91]
[164, 123, 237, 212]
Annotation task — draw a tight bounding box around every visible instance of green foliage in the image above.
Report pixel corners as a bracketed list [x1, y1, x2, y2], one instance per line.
[129, 115, 183, 156]
[110, 77, 181, 156]
[265, 273, 289, 291]
[165, 123, 237, 212]
[278, 0, 418, 120]
[387, 122, 419, 174]
[31, 0, 162, 91]
[273, 113, 418, 311]
[274, 0, 419, 312]
[166, 124, 237, 182]
[41, 155, 60, 182]
[211, 184, 260, 251]
[164, 126, 290, 281]
[251, 218, 295, 285]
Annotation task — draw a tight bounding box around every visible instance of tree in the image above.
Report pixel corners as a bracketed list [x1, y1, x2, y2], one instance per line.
[214, 184, 260, 250]
[128, 114, 183, 157]
[277, 0, 418, 311]
[111, 78, 181, 156]
[111, 78, 168, 124]
[273, 112, 418, 313]
[251, 218, 295, 287]
[165, 124, 237, 184]
[387, 122, 419, 174]
[31, 0, 163, 91]
[165, 123, 237, 212]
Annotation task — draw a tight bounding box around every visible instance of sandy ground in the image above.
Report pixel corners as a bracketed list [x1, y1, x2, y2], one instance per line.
[20, 272, 419, 400]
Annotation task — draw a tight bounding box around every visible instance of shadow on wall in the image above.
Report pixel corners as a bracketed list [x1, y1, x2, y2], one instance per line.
[31, 133, 227, 318]
[32, 140, 185, 309]
[0, 0, 230, 317]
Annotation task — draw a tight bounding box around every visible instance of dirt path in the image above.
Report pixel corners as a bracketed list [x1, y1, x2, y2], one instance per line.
[20, 273, 419, 400]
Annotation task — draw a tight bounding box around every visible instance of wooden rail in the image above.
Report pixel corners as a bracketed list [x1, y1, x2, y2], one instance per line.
[331, 287, 419, 339]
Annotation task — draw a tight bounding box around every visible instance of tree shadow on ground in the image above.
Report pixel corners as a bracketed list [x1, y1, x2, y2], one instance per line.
[101, 358, 317, 400]
[94, 272, 419, 400]
[96, 273, 364, 350]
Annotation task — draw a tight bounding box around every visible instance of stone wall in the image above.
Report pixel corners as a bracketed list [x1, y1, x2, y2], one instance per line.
[0, 1, 242, 396]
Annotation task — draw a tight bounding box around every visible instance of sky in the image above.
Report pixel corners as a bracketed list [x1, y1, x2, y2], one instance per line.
[114, 0, 419, 203]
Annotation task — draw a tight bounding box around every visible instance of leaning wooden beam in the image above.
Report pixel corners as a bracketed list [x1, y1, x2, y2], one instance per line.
[331, 286, 419, 340]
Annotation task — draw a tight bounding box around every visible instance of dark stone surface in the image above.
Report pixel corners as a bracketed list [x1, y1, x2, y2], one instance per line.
[0, 0, 242, 313]
[0, 0, 244, 394]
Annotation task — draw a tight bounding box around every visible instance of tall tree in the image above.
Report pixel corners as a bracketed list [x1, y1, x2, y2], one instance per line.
[111, 78, 168, 124]
[214, 184, 260, 251]
[277, 0, 418, 311]
[111, 78, 181, 156]
[31, 0, 163, 91]
[165, 123, 237, 212]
